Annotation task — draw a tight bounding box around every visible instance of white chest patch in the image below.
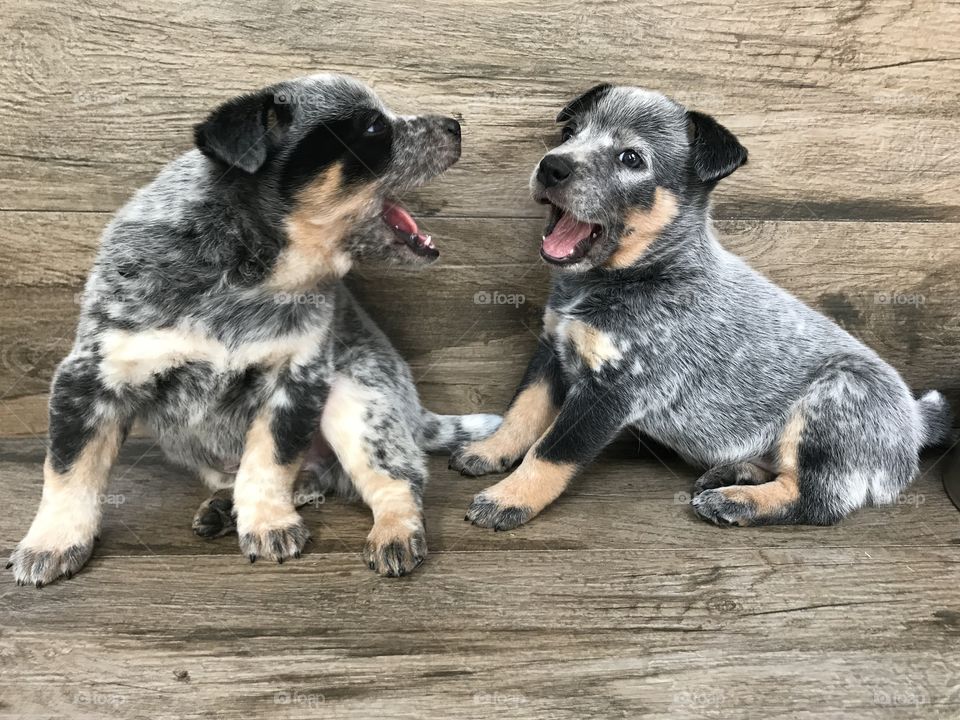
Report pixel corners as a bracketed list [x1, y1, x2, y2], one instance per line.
[550, 314, 623, 372]
[99, 326, 326, 389]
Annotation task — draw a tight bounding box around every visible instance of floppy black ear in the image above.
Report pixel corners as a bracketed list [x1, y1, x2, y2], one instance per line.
[687, 110, 748, 183]
[556, 83, 613, 123]
[194, 88, 292, 174]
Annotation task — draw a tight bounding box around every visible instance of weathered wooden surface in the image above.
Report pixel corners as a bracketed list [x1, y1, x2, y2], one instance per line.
[1, 1, 959, 716]
[1, 439, 959, 719]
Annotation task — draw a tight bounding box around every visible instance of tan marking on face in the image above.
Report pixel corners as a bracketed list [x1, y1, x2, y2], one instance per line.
[606, 187, 679, 269]
[99, 326, 325, 389]
[542, 308, 560, 337]
[564, 319, 623, 371]
[232, 412, 304, 535]
[271, 163, 378, 289]
[483, 437, 576, 514]
[320, 377, 423, 539]
[22, 423, 123, 552]
[462, 379, 558, 466]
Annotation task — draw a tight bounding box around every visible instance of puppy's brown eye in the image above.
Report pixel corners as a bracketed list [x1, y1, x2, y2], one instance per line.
[561, 126, 576, 143]
[618, 149, 644, 168]
[365, 114, 387, 135]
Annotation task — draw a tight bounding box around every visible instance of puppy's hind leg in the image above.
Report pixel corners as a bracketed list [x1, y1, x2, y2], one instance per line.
[321, 377, 427, 577]
[693, 364, 917, 526]
[8, 356, 131, 586]
[693, 462, 774, 496]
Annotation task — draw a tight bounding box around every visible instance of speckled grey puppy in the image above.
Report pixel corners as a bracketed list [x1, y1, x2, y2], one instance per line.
[451, 84, 950, 530]
[8, 74, 500, 586]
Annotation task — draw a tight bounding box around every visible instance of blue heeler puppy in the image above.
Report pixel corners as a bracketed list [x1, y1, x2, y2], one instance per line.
[451, 84, 951, 530]
[8, 74, 500, 586]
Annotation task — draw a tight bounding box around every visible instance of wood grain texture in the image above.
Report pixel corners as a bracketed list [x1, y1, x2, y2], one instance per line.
[2, 2, 959, 718]
[0, 0, 958, 220]
[1, 438, 959, 719]
[2, 217, 959, 435]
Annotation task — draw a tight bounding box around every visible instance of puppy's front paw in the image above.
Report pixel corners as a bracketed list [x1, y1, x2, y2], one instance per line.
[363, 518, 426, 577]
[449, 444, 512, 477]
[7, 541, 94, 587]
[465, 492, 533, 531]
[238, 516, 309, 564]
[691, 488, 753, 527]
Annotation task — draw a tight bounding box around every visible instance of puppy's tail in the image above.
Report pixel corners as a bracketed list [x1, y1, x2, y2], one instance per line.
[917, 390, 953, 449]
[417, 410, 502, 453]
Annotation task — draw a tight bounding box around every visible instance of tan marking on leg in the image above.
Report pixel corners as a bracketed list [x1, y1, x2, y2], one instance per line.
[720, 473, 800, 516]
[565, 319, 623, 371]
[462, 379, 558, 465]
[232, 412, 304, 538]
[542, 307, 560, 337]
[606, 187, 679, 269]
[270, 163, 377, 289]
[321, 378, 425, 574]
[21, 423, 123, 553]
[718, 412, 805, 518]
[482, 424, 577, 514]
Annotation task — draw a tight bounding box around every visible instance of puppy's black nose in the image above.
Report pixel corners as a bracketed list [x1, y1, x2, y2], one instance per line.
[537, 155, 572, 188]
[442, 117, 461, 139]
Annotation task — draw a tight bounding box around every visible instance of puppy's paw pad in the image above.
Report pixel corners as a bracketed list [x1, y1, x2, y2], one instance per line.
[239, 519, 309, 564]
[691, 489, 751, 527]
[192, 495, 236, 539]
[448, 446, 509, 477]
[363, 527, 426, 577]
[8, 542, 93, 587]
[465, 493, 532, 531]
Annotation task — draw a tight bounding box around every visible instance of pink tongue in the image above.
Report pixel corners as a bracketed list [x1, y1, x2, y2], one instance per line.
[543, 213, 592, 258]
[382, 202, 418, 234]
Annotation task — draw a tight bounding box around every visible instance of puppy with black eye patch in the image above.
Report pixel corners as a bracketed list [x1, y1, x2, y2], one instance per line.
[8, 74, 501, 587]
[451, 83, 951, 530]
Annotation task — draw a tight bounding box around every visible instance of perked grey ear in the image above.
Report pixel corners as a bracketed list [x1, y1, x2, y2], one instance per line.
[556, 83, 613, 123]
[194, 88, 292, 174]
[687, 110, 748, 184]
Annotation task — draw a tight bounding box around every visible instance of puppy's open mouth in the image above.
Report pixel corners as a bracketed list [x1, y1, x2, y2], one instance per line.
[382, 200, 438, 260]
[540, 203, 603, 266]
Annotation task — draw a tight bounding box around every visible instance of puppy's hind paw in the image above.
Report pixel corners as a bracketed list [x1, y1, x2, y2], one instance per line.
[8, 542, 94, 587]
[192, 491, 236, 539]
[691, 489, 753, 527]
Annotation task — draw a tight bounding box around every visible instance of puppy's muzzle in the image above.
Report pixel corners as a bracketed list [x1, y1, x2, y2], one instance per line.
[536, 154, 573, 188]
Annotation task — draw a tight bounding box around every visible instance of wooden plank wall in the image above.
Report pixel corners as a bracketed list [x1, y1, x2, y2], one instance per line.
[1, 0, 958, 436]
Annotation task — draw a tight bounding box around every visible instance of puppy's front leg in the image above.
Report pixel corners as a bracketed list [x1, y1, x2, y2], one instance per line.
[9, 356, 130, 586]
[233, 375, 328, 564]
[466, 381, 629, 530]
[450, 336, 565, 476]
